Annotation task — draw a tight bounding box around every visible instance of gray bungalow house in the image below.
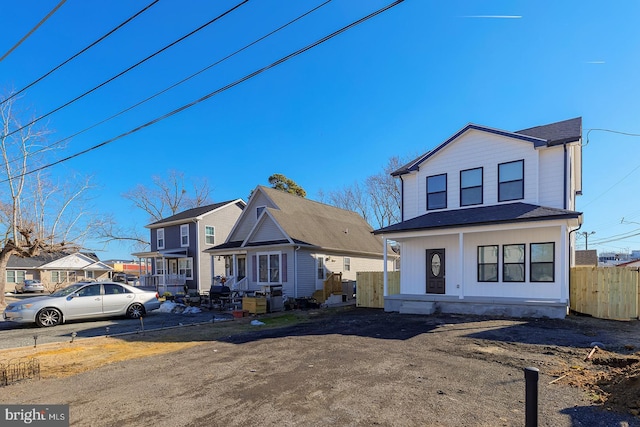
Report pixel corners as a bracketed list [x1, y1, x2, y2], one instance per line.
[6, 251, 112, 292]
[133, 200, 245, 294]
[206, 186, 396, 300]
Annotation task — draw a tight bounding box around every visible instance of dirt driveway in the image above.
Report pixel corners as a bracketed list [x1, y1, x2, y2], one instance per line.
[1, 307, 639, 426]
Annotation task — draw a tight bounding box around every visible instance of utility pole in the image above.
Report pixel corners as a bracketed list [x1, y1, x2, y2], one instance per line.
[578, 231, 596, 250]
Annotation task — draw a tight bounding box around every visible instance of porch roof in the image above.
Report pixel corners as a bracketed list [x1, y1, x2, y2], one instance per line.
[373, 203, 582, 235]
[131, 249, 188, 258]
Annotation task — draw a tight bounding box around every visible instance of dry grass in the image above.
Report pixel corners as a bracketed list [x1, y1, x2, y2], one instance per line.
[1, 312, 311, 379]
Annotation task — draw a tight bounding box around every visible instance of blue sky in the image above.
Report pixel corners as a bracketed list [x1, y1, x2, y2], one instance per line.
[1, 0, 639, 260]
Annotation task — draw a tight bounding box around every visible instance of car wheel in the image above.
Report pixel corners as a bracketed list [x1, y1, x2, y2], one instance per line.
[36, 308, 62, 327]
[127, 303, 145, 319]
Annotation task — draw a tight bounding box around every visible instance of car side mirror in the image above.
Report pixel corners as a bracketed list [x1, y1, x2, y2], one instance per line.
[68, 293, 79, 300]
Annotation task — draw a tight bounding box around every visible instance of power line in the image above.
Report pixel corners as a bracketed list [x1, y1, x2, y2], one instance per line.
[0, 0, 333, 169]
[0, 0, 405, 184]
[0, 0, 68, 63]
[0, 0, 161, 107]
[0, 0, 250, 141]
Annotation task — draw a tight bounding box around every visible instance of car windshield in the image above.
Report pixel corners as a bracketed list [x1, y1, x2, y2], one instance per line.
[50, 283, 88, 297]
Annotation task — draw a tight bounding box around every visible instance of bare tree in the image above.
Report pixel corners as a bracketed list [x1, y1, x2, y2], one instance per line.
[123, 170, 212, 223]
[319, 156, 402, 229]
[0, 95, 94, 305]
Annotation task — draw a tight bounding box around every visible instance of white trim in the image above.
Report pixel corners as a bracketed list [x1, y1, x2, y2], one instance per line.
[157, 228, 165, 250]
[180, 224, 189, 247]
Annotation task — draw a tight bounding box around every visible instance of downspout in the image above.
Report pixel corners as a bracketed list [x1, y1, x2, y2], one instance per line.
[400, 175, 404, 222]
[568, 221, 583, 311]
[294, 246, 300, 298]
[563, 143, 568, 209]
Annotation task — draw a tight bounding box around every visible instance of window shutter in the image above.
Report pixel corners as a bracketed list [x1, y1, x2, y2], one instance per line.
[282, 253, 287, 282]
[251, 255, 257, 282]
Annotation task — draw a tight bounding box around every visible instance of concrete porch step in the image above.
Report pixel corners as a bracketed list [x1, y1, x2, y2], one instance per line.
[399, 301, 436, 315]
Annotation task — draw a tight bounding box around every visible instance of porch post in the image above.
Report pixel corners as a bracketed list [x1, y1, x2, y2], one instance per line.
[383, 237, 388, 297]
[459, 232, 464, 299]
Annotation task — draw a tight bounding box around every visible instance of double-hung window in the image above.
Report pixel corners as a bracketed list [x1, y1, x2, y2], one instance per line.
[6, 270, 25, 283]
[460, 167, 483, 206]
[180, 224, 189, 247]
[51, 271, 67, 283]
[179, 258, 193, 280]
[344, 257, 351, 272]
[155, 258, 165, 275]
[205, 226, 215, 245]
[498, 160, 524, 201]
[426, 174, 447, 210]
[531, 243, 554, 282]
[503, 244, 525, 282]
[478, 245, 498, 282]
[157, 228, 165, 250]
[258, 252, 281, 284]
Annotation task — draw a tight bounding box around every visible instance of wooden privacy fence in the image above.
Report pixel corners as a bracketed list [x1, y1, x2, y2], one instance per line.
[356, 271, 400, 308]
[570, 267, 640, 320]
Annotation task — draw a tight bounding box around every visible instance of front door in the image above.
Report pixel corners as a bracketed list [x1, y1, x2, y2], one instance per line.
[426, 249, 445, 294]
[169, 259, 178, 275]
[237, 256, 246, 280]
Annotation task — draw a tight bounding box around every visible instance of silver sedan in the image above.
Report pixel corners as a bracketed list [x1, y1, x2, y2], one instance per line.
[3, 282, 161, 327]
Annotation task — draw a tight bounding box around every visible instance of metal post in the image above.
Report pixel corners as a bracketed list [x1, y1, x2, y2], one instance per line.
[524, 367, 539, 427]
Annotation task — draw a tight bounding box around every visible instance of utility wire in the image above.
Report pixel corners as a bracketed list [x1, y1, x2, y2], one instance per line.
[0, 0, 333, 168]
[0, 0, 250, 141]
[1, 0, 161, 106]
[0, 0, 405, 183]
[0, 0, 68, 63]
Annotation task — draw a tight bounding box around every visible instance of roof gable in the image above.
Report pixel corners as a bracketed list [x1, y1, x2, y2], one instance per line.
[7, 251, 100, 269]
[148, 199, 245, 228]
[217, 186, 386, 256]
[393, 118, 582, 176]
[40, 252, 101, 269]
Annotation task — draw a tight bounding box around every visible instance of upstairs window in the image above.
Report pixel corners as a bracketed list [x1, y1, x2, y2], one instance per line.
[460, 167, 483, 206]
[157, 228, 165, 250]
[180, 224, 189, 247]
[498, 160, 524, 201]
[426, 174, 447, 210]
[205, 226, 215, 245]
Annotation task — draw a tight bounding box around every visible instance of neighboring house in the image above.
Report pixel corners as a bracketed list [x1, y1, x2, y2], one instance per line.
[374, 118, 584, 319]
[132, 200, 246, 294]
[615, 259, 640, 268]
[6, 252, 112, 292]
[575, 250, 598, 266]
[206, 186, 397, 300]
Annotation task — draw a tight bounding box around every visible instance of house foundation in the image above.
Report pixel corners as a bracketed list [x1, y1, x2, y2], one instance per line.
[384, 294, 568, 319]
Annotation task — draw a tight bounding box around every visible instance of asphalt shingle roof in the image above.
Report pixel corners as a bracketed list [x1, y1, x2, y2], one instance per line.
[150, 200, 244, 227]
[374, 203, 582, 234]
[392, 117, 582, 176]
[258, 186, 385, 255]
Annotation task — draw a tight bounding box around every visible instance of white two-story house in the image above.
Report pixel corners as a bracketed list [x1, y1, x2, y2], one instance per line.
[374, 118, 583, 319]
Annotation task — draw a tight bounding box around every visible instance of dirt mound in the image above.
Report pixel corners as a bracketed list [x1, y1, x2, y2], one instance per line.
[554, 346, 640, 417]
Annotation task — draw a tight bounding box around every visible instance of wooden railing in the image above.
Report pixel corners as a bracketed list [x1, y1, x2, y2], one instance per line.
[313, 272, 343, 303]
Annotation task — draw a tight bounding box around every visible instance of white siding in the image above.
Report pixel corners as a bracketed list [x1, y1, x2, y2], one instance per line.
[403, 129, 544, 220]
[538, 146, 565, 209]
[399, 224, 565, 301]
